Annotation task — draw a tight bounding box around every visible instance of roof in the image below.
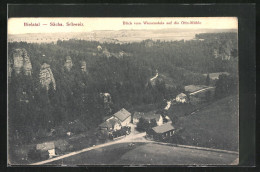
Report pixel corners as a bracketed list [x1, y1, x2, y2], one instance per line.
[152, 123, 175, 134]
[113, 108, 131, 122]
[184, 85, 207, 93]
[99, 121, 112, 129]
[134, 111, 161, 121]
[36, 142, 55, 151]
[133, 112, 145, 119]
[203, 72, 230, 80]
[177, 93, 187, 98]
[99, 118, 121, 129]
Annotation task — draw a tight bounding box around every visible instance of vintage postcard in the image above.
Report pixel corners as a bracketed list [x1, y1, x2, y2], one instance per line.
[7, 16, 239, 166]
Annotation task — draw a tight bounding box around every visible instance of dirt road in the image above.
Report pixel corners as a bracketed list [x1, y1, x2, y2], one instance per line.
[30, 131, 147, 165]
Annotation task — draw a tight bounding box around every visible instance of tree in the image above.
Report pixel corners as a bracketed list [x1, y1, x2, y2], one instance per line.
[150, 118, 157, 128]
[205, 90, 211, 102]
[215, 74, 237, 99]
[206, 73, 210, 86]
[136, 117, 150, 132]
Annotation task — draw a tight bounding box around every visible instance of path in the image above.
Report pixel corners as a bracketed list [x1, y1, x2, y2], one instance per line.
[30, 130, 147, 165]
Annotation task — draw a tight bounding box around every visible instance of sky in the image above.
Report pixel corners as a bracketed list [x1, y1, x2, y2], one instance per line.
[8, 17, 238, 35]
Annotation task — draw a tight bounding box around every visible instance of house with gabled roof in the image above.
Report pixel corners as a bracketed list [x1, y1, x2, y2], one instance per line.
[146, 123, 175, 141]
[112, 108, 131, 127]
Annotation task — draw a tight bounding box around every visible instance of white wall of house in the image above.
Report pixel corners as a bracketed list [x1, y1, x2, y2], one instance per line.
[120, 116, 131, 126]
[114, 123, 122, 131]
[132, 117, 139, 125]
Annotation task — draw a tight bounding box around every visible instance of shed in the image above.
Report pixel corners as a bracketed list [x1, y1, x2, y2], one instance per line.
[176, 93, 188, 103]
[36, 141, 56, 158]
[147, 123, 175, 141]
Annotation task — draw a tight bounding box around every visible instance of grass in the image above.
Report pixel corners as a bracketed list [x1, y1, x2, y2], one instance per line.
[47, 142, 238, 165]
[173, 95, 239, 151]
[47, 142, 146, 165]
[116, 143, 238, 165]
[9, 128, 100, 165]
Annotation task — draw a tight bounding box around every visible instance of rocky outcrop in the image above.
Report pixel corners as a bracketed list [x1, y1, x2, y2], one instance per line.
[213, 40, 233, 60]
[144, 40, 154, 48]
[100, 93, 112, 114]
[8, 58, 13, 78]
[80, 60, 87, 72]
[100, 93, 112, 104]
[97, 45, 102, 52]
[102, 48, 112, 58]
[64, 56, 73, 71]
[12, 48, 32, 75]
[39, 63, 56, 91]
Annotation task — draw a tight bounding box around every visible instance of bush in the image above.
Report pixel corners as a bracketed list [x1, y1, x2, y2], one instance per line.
[53, 126, 67, 137]
[65, 120, 87, 134]
[35, 128, 49, 140]
[136, 117, 157, 132]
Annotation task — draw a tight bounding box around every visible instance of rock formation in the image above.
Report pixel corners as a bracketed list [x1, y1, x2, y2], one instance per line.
[100, 93, 112, 114]
[39, 63, 56, 91]
[102, 48, 112, 58]
[80, 60, 87, 72]
[64, 56, 73, 71]
[144, 40, 154, 48]
[8, 58, 13, 79]
[12, 48, 32, 75]
[97, 45, 102, 52]
[213, 40, 233, 60]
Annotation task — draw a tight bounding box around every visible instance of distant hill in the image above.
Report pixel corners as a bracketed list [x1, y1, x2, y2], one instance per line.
[8, 28, 237, 44]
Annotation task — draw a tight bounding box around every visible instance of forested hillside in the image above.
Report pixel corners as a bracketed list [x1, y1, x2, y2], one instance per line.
[8, 32, 238, 144]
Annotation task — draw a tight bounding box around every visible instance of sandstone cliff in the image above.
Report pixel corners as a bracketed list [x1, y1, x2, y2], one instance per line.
[64, 56, 73, 71]
[213, 40, 233, 60]
[100, 93, 112, 114]
[80, 60, 87, 72]
[39, 63, 56, 91]
[12, 48, 32, 75]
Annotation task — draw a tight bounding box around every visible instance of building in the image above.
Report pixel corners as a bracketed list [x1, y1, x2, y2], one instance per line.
[176, 93, 188, 103]
[146, 123, 175, 141]
[36, 141, 56, 159]
[133, 111, 163, 126]
[184, 85, 215, 104]
[99, 118, 122, 132]
[113, 108, 131, 127]
[184, 85, 207, 93]
[202, 72, 230, 80]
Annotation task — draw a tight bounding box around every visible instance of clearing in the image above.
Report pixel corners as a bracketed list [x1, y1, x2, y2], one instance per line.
[174, 95, 239, 151]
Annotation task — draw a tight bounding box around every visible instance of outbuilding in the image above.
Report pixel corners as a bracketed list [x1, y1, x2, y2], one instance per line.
[146, 123, 175, 141]
[176, 93, 188, 103]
